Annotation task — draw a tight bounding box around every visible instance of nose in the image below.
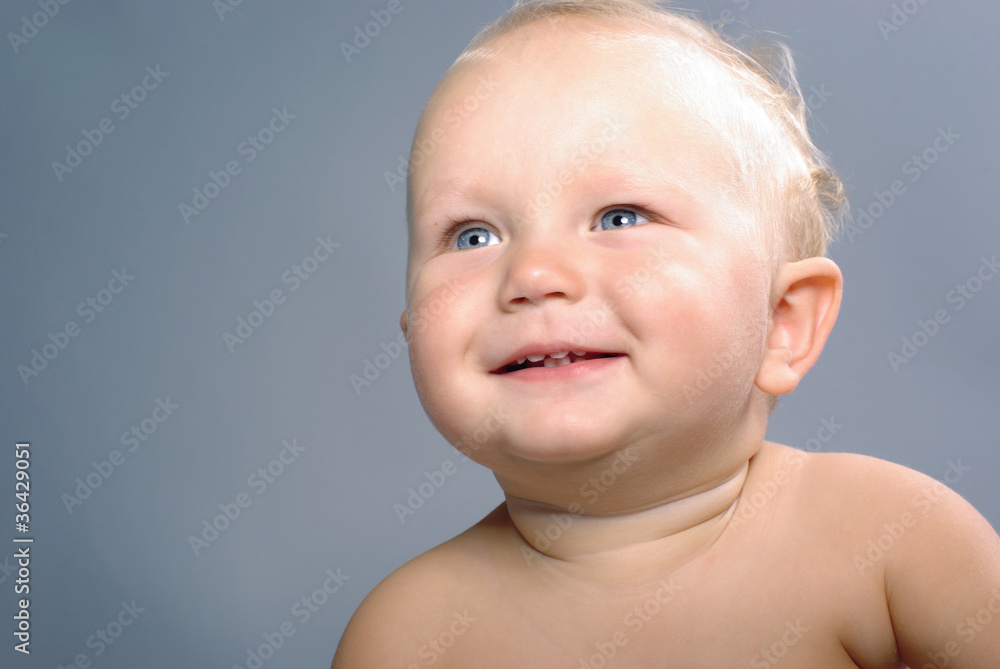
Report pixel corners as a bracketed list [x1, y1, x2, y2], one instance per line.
[498, 237, 586, 310]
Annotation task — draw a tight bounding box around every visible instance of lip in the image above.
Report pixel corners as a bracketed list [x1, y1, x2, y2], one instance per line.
[489, 342, 626, 375]
[494, 354, 626, 382]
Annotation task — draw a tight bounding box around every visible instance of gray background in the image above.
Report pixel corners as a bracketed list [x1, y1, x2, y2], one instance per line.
[1, 0, 997, 667]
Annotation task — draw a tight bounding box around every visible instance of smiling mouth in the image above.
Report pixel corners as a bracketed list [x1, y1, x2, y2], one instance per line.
[492, 351, 622, 374]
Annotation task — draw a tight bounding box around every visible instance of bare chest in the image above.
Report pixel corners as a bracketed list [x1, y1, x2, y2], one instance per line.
[442, 593, 860, 667]
[430, 550, 892, 668]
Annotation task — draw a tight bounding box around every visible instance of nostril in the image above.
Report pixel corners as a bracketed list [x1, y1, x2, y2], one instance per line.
[509, 291, 567, 304]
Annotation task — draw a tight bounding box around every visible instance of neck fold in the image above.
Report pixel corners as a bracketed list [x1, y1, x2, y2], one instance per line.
[505, 461, 749, 579]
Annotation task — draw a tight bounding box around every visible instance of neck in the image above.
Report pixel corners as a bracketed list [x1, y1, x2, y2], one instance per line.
[504, 461, 749, 586]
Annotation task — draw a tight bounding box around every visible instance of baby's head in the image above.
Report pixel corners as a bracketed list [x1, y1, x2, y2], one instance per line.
[409, 0, 846, 265]
[400, 0, 845, 498]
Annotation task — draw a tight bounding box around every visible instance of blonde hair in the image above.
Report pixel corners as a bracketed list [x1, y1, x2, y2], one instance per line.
[442, 0, 846, 262]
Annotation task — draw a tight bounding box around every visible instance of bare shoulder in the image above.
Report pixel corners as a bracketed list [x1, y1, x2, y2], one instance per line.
[760, 442, 1000, 667]
[757, 442, 996, 547]
[755, 441, 971, 513]
[331, 505, 508, 669]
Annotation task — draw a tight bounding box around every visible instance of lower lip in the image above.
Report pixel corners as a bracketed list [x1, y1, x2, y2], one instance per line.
[494, 355, 625, 382]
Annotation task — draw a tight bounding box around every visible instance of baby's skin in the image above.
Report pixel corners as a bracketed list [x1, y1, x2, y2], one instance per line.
[338, 443, 999, 667]
[334, 16, 1000, 669]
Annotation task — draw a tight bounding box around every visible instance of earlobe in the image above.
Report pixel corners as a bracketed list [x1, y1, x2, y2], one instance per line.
[755, 257, 842, 396]
[400, 310, 409, 340]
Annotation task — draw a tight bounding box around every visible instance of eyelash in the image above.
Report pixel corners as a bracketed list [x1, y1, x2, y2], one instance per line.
[437, 220, 494, 249]
[610, 203, 657, 223]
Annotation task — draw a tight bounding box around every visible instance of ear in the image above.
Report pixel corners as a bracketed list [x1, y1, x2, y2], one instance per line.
[399, 310, 408, 340]
[755, 257, 842, 396]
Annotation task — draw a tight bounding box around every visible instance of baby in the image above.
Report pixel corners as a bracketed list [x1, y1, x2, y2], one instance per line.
[334, 1, 1000, 667]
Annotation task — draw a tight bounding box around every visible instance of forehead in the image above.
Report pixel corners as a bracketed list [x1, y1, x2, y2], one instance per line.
[410, 20, 746, 217]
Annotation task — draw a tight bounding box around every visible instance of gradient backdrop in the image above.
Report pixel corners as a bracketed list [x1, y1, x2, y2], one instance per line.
[1, 0, 998, 667]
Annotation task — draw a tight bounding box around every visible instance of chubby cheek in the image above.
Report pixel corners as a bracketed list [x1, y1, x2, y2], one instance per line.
[625, 246, 769, 408]
[405, 272, 483, 441]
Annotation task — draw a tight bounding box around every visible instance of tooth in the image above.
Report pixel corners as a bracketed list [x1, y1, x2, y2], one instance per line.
[572, 351, 586, 356]
[549, 351, 569, 359]
[517, 357, 527, 365]
[543, 356, 572, 367]
[526, 354, 545, 362]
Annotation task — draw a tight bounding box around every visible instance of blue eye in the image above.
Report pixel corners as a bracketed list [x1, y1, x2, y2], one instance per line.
[598, 208, 647, 231]
[455, 227, 500, 250]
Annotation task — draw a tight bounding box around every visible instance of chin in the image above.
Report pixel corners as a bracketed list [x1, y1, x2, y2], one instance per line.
[491, 420, 629, 465]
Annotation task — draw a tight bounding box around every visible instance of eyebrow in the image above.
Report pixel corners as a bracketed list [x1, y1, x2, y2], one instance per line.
[411, 169, 496, 220]
[412, 141, 729, 226]
[589, 162, 700, 198]
[561, 155, 714, 211]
